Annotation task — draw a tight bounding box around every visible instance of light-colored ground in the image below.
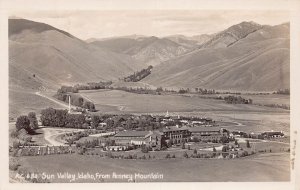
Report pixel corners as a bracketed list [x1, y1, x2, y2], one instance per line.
[41, 127, 84, 146]
[35, 91, 73, 109]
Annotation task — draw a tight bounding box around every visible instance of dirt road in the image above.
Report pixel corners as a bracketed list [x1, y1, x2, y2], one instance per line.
[35, 91, 75, 109]
[41, 127, 84, 146]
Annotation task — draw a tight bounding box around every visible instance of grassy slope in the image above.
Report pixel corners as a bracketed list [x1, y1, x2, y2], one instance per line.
[142, 24, 290, 91]
[9, 19, 145, 91]
[17, 153, 290, 182]
[9, 89, 66, 119]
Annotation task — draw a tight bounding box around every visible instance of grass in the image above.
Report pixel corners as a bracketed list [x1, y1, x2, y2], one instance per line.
[80, 89, 290, 135]
[9, 88, 65, 119]
[16, 152, 290, 182]
[80, 89, 289, 114]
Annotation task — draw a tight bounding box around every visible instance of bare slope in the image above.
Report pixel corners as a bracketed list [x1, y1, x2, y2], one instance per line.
[143, 23, 290, 91]
[90, 36, 192, 66]
[9, 19, 144, 91]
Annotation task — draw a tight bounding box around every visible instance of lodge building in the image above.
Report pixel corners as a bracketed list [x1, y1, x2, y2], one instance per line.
[189, 127, 223, 141]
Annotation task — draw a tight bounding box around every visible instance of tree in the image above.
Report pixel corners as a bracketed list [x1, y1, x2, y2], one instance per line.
[183, 151, 189, 158]
[141, 144, 149, 153]
[246, 140, 251, 148]
[15, 115, 31, 133]
[193, 148, 197, 154]
[28, 112, 38, 129]
[181, 142, 186, 149]
[91, 115, 101, 129]
[213, 146, 217, 152]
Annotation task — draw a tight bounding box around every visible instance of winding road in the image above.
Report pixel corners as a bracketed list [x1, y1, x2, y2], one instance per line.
[41, 127, 84, 146]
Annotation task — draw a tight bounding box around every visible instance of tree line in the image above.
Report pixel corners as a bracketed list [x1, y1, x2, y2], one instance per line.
[223, 95, 253, 104]
[123, 65, 153, 82]
[55, 87, 96, 111]
[40, 108, 87, 128]
[273, 89, 290, 95]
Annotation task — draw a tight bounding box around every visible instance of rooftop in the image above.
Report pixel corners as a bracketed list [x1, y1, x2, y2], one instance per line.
[163, 126, 189, 132]
[188, 127, 221, 132]
[114, 130, 150, 137]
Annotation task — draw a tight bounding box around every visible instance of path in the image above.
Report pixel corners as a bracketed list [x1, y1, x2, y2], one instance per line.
[35, 91, 75, 109]
[41, 127, 84, 146]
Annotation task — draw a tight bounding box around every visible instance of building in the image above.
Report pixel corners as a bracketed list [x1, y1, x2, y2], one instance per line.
[144, 131, 163, 149]
[114, 131, 150, 146]
[261, 131, 284, 138]
[162, 125, 191, 144]
[114, 130, 162, 149]
[189, 127, 223, 141]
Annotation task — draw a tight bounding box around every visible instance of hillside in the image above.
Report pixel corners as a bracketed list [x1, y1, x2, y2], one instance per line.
[142, 23, 290, 91]
[9, 19, 144, 91]
[200, 21, 263, 49]
[90, 36, 192, 66]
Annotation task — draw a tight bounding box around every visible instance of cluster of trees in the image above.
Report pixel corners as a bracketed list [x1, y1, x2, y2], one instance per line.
[40, 108, 87, 128]
[90, 114, 164, 131]
[57, 85, 79, 93]
[274, 89, 290, 95]
[74, 81, 112, 91]
[123, 65, 153, 82]
[195, 88, 216, 94]
[57, 82, 112, 94]
[223, 95, 253, 104]
[55, 90, 96, 111]
[113, 86, 161, 95]
[15, 112, 38, 134]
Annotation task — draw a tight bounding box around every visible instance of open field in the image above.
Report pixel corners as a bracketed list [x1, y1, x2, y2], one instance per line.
[15, 152, 290, 182]
[189, 93, 290, 107]
[79, 89, 290, 134]
[80, 89, 288, 113]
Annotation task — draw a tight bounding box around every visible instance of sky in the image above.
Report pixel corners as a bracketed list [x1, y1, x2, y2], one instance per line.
[11, 10, 289, 40]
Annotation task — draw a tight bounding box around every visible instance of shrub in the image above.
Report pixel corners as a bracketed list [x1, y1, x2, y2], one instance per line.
[193, 149, 197, 154]
[165, 154, 171, 159]
[10, 130, 19, 138]
[246, 140, 251, 148]
[12, 141, 21, 149]
[9, 162, 20, 171]
[183, 152, 189, 158]
[181, 143, 185, 149]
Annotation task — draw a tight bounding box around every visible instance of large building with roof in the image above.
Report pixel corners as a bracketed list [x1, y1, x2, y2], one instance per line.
[114, 130, 163, 149]
[161, 125, 191, 144]
[189, 127, 224, 141]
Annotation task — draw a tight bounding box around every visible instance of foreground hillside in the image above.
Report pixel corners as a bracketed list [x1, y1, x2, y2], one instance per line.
[9, 19, 144, 91]
[143, 23, 290, 91]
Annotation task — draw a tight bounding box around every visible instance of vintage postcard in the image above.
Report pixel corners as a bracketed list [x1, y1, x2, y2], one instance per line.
[1, 0, 299, 189]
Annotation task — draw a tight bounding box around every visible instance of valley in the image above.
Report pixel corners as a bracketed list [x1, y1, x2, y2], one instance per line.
[8, 17, 291, 183]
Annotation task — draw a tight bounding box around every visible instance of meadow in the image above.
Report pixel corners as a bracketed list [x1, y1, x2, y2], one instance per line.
[16, 152, 290, 182]
[80, 89, 290, 134]
[80, 89, 288, 113]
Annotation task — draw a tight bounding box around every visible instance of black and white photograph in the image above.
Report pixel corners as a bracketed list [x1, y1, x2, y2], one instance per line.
[1, 0, 299, 188]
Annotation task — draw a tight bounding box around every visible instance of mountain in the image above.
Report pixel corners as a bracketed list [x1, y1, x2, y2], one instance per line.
[9, 19, 145, 91]
[90, 36, 192, 66]
[142, 23, 290, 92]
[200, 21, 263, 49]
[164, 34, 213, 47]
